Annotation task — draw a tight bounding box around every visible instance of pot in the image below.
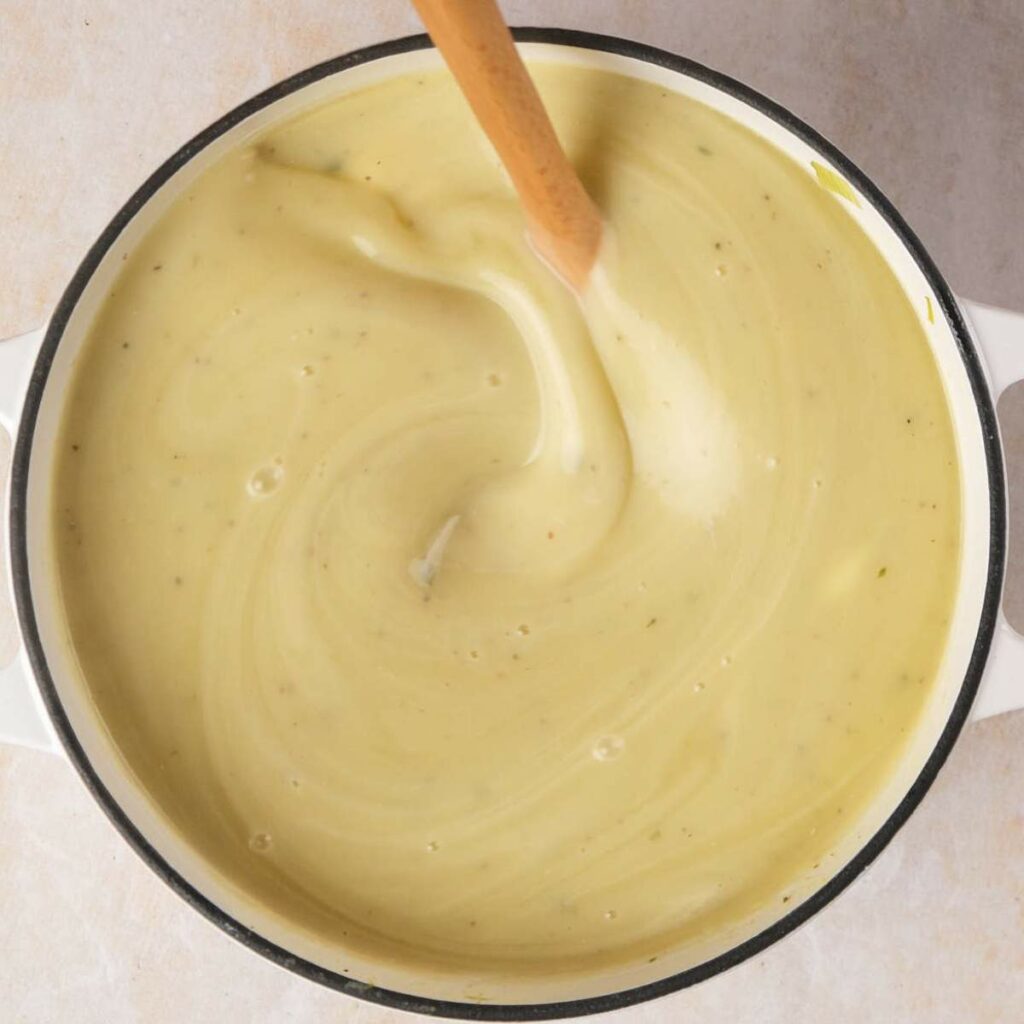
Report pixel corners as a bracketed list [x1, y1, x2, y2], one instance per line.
[1, 29, 1022, 1021]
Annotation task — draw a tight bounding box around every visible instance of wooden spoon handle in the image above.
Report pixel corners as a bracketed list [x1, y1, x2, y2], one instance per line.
[412, 0, 602, 290]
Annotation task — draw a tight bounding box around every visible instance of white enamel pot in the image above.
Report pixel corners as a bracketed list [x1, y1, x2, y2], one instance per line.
[1, 29, 1023, 1021]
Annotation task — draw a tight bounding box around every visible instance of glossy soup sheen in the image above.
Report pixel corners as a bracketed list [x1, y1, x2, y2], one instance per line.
[53, 64, 960, 979]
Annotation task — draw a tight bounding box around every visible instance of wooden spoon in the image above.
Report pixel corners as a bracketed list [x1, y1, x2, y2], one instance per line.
[411, 0, 603, 290]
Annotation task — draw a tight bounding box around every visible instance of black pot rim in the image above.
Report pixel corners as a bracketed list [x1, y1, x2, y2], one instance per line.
[8, 26, 1004, 1022]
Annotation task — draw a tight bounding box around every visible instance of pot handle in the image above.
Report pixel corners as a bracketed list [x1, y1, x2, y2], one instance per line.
[0, 327, 59, 753]
[960, 299, 1024, 721]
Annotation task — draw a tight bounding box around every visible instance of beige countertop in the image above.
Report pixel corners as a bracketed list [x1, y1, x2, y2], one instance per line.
[1, 2, 1022, 1021]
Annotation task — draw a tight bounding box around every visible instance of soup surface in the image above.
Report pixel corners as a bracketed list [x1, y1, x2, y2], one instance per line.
[53, 64, 960, 980]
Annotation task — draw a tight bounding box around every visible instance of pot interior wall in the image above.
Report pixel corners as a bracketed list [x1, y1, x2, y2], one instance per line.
[18, 41, 994, 1007]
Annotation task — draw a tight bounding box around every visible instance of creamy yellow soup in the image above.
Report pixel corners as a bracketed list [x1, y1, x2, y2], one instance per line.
[53, 65, 959, 978]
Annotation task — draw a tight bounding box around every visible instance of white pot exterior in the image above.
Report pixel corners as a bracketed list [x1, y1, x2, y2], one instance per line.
[2, 35, 1023, 1015]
